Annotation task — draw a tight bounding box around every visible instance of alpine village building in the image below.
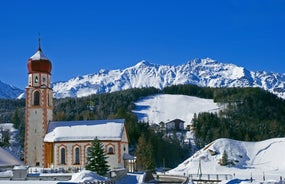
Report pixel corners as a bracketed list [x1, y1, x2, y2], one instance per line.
[24, 41, 133, 171]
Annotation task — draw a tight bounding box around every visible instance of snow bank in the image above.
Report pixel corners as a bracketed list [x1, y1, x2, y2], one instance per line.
[0, 170, 13, 178]
[69, 170, 108, 182]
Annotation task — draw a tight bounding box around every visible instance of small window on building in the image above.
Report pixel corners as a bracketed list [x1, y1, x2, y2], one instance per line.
[33, 91, 40, 106]
[35, 76, 38, 83]
[60, 147, 66, 165]
[108, 146, 114, 154]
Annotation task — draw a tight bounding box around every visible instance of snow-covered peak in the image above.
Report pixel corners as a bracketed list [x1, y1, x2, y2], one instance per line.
[50, 58, 285, 99]
[1, 58, 285, 99]
[134, 60, 157, 68]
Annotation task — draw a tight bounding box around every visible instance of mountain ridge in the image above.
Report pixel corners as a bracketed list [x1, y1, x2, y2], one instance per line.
[0, 80, 24, 99]
[52, 58, 285, 99]
[0, 58, 285, 99]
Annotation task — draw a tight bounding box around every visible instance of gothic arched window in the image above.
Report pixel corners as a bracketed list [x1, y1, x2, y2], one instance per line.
[108, 146, 114, 154]
[75, 147, 80, 164]
[33, 91, 40, 106]
[60, 147, 66, 165]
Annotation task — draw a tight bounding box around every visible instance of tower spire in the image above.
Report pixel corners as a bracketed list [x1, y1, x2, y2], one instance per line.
[38, 32, 42, 51]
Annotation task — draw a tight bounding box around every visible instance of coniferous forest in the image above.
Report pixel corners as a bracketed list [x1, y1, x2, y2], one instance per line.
[2, 85, 285, 169]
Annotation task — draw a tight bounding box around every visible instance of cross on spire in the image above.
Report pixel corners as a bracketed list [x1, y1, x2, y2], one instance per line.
[38, 32, 42, 51]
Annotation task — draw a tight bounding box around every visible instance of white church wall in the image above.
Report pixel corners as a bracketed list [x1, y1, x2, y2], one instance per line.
[52, 140, 126, 171]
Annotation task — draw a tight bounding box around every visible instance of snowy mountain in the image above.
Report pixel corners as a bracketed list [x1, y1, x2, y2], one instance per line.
[52, 58, 285, 99]
[1, 58, 285, 99]
[168, 138, 285, 182]
[0, 80, 23, 99]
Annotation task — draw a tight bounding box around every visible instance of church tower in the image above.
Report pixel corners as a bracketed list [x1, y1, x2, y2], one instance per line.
[24, 39, 53, 167]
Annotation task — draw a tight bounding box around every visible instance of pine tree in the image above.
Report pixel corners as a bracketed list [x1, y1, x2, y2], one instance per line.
[86, 137, 109, 176]
[135, 134, 155, 171]
[11, 108, 21, 129]
[0, 128, 10, 147]
[220, 150, 228, 166]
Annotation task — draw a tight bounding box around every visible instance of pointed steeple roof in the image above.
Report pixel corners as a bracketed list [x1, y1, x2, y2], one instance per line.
[27, 36, 52, 74]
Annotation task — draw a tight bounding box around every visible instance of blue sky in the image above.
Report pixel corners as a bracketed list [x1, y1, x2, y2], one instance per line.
[0, 0, 284, 89]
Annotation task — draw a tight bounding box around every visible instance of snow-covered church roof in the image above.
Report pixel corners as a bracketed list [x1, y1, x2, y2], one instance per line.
[44, 119, 125, 142]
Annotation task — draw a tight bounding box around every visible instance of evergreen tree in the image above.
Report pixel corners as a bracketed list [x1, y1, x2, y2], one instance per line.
[86, 138, 109, 176]
[0, 128, 10, 147]
[135, 134, 155, 171]
[11, 108, 21, 129]
[10, 108, 25, 147]
[220, 150, 228, 166]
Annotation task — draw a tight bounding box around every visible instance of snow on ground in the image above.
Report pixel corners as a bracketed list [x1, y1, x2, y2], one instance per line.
[116, 172, 144, 184]
[168, 138, 285, 183]
[0, 171, 144, 184]
[0, 181, 58, 184]
[69, 170, 108, 182]
[0, 147, 22, 166]
[132, 94, 220, 126]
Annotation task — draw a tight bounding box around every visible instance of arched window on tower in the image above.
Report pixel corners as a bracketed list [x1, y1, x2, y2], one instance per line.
[60, 147, 66, 165]
[35, 76, 38, 83]
[74, 147, 80, 164]
[33, 91, 40, 106]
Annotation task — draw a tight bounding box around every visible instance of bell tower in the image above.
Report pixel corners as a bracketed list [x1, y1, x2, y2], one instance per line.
[24, 38, 53, 167]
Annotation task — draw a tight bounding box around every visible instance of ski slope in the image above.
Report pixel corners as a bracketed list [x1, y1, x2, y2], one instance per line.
[132, 94, 220, 126]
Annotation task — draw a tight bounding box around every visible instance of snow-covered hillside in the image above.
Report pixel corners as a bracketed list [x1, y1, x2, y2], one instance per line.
[0, 123, 23, 165]
[0, 147, 22, 166]
[169, 138, 285, 182]
[52, 59, 285, 99]
[132, 94, 219, 126]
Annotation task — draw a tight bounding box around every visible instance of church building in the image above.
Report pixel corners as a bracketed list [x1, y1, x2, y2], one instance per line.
[24, 41, 131, 171]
